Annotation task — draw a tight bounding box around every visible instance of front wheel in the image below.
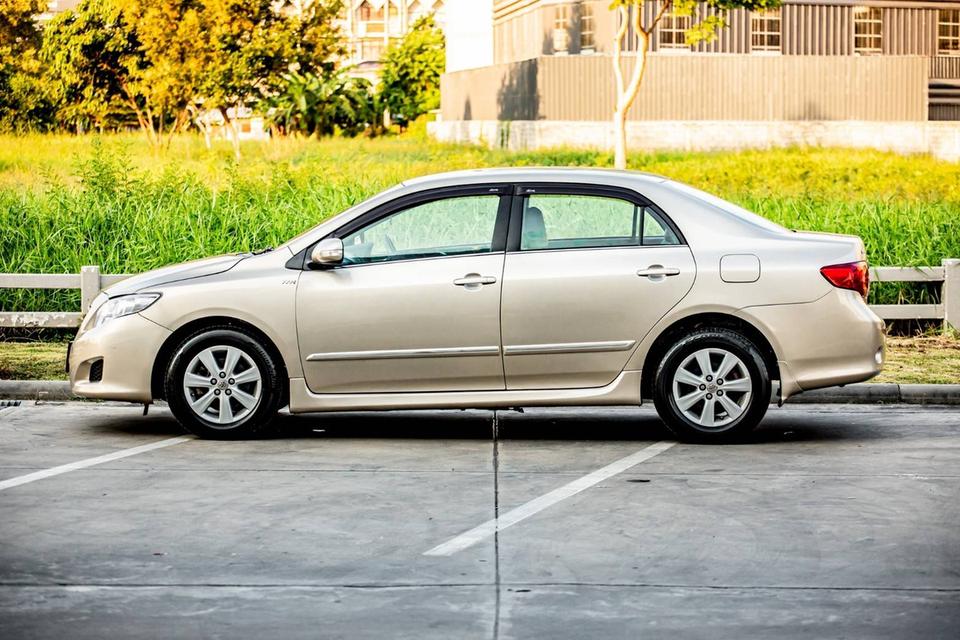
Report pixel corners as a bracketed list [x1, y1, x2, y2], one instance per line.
[653, 327, 770, 443]
[164, 327, 283, 439]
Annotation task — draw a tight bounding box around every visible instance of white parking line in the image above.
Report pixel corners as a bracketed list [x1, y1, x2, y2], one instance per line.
[423, 440, 676, 556]
[0, 436, 193, 492]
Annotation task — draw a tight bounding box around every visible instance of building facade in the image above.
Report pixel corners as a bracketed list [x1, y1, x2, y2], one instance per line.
[338, 0, 448, 82]
[430, 0, 960, 159]
[487, 0, 959, 118]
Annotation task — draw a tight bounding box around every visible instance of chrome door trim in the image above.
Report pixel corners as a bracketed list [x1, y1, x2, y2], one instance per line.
[306, 345, 501, 362]
[503, 340, 636, 356]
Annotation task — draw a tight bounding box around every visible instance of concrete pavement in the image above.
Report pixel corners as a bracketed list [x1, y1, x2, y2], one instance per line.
[0, 402, 958, 639]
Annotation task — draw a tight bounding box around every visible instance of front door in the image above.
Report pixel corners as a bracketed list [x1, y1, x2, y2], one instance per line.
[500, 187, 696, 390]
[296, 190, 509, 394]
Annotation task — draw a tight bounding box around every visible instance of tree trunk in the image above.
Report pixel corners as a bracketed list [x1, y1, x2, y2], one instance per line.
[220, 107, 242, 161]
[613, 107, 628, 170]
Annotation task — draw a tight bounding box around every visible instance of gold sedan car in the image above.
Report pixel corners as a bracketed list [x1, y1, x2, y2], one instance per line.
[68, 169, 884, 442]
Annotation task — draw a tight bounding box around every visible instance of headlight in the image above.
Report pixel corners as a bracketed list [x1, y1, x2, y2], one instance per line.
[85, 293, 161, 330]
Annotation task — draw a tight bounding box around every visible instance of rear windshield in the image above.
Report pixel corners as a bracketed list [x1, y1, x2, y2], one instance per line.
[666, 181, 788, 234]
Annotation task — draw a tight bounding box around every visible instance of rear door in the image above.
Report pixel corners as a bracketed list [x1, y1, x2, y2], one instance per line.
[499, 185, 696, 390]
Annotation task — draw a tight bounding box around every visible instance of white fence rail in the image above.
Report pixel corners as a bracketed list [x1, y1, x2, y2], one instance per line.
[1, 260, 959, 330]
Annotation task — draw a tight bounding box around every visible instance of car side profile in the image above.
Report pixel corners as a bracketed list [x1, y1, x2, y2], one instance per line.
[68, 168, 884, 442]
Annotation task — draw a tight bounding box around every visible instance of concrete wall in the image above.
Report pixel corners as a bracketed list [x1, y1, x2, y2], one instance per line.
[427, 119, 960, 162]
[440, 54, 929, 122]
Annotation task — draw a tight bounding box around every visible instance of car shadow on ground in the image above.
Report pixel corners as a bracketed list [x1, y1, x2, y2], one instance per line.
[79, 403, 892, 445]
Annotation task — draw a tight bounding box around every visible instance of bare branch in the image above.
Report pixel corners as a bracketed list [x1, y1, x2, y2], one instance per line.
[646, 0, 673, 37]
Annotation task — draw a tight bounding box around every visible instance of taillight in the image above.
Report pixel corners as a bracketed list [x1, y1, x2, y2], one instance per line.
[820, 261, 869, 298]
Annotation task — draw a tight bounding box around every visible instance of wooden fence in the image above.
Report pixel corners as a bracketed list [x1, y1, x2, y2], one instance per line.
[1, 260, 958, 330]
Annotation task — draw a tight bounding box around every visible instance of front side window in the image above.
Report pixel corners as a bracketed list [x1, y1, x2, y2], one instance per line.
[659, 11, 692, 50]
[519, 194, 679, 251]
[940, 9, 960, 55]
[342, 195, 501, 265]
[751, 8, 781, 53]
[854, 6, 883, 54]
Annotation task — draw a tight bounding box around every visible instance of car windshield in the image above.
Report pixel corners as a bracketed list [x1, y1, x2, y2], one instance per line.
[666, 181, 788, 233]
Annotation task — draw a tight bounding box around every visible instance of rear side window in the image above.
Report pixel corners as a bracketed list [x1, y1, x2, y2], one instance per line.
[519, 194, 679, 251]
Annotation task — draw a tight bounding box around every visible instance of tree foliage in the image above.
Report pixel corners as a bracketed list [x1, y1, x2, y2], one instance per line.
[377, 15, 444, 127]
[1, 0, 373, 146]
[41, 0, 142, 132]
[0, 0, 52, 131]
[267, 69, 373, 138]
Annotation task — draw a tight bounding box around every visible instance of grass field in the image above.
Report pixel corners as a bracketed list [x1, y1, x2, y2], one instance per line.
[1, 132, 959, 313]
[3, 335, 957, 384]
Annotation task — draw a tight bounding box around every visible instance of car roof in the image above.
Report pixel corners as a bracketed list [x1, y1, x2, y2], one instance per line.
[400, 167, 667, 189]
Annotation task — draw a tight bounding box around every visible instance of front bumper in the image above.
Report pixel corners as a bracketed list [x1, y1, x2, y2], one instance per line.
[68, 313, 171, 403]
[742, 288, 885, 399]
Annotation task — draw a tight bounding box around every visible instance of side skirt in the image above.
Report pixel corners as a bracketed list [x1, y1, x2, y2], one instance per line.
[287, 370, 643, 413]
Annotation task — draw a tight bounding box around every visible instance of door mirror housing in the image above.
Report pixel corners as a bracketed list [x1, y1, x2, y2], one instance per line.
[310, 237, 344, 267]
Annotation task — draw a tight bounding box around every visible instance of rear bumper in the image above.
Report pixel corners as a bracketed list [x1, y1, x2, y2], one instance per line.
[68, 314, 171, 403]
[741, 288, 885, 401]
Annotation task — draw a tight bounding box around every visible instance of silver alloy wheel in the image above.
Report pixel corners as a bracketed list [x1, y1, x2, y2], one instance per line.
[182, 345, 262, 426]
[671, 347, 752, 429]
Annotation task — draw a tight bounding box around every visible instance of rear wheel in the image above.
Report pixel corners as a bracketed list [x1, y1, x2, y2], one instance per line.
[653, 328, 770, 443]
[164, 327, 283, 439]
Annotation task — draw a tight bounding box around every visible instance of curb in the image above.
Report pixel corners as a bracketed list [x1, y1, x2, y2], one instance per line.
[0, 380, 73, 401]
[1, 380, 959, 405]
[790, 383, 960, 405]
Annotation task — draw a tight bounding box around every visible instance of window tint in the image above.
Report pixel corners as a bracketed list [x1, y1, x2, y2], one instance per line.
[519, 194, 679, 250]
[342, 195, 501, 265]
[642, 208, 680, 246]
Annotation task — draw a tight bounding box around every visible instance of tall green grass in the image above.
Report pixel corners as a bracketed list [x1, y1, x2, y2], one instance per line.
[1, 133, 958, 311]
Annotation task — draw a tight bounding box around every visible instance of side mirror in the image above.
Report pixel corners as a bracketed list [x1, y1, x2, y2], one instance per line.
[310, 237, 344, 267]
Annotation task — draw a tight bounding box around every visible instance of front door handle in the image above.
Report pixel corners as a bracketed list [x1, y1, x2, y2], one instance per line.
[637, 266, 681, 278]
[453, 274, 497, 287]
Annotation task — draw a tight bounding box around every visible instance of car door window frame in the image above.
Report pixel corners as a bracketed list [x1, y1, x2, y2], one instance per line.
[289, 184, 513, 270]
[504, 183, 686, 253]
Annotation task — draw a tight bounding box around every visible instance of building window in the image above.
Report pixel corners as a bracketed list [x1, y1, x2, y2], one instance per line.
[751, 8, 781, 52]
[580, 2, 595, 51]
[553, 4, 570, 53]
[659, 11, 692, 49]
[940, 9, 960, 55]
[854, 6, 883, 54]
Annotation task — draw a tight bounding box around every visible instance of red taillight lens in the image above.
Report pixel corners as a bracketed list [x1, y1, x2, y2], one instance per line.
[820, 261, 869, 298]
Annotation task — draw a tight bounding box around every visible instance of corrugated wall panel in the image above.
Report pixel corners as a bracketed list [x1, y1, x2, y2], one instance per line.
[783, 3, 853, 55]
[444, 54, 928, 121]
[931, 56, 960, 79]
[883, 8, 937, 56]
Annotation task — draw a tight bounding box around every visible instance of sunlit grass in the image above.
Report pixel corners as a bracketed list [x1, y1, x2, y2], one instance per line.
[1, 132, 959, 312]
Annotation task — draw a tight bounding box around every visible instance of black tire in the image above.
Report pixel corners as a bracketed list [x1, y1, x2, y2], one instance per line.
[653, 327, 770, 443]
[163, 326, 284, 439]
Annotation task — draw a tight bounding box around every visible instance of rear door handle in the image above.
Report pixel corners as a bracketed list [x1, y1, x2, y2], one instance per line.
[454, 274, 497, 287]
[637, 266, 680, 278]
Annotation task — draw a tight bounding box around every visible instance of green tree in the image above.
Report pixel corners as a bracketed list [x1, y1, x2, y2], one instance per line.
[267, 68, 373, 138]
[0, 0, 53, 131]
[41, 0, 142, 133]
[377, 14, 444, 129]
[199, 0, 344, 159]
[610, 0, 780, 169]
[119, 0, 209, 145]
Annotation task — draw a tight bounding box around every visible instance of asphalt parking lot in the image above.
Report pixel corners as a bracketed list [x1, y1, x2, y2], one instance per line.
[0, 401, 958, 639]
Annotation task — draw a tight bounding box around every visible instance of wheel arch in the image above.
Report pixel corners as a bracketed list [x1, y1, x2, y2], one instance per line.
[151, 316, 289, 405]
[640, 312, 780, 400]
